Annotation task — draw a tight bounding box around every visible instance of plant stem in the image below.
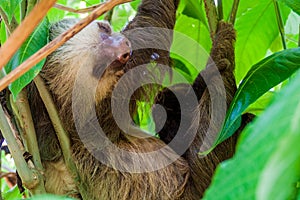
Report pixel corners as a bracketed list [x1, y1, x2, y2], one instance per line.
[33, 75, 85, 194]
[273, 0, 287, 49]
[217, 0, 223, 20]
[11, 91, 44, 173]
[0, 105, 44, 193]
[204, 0, 218, 39]
[230, 0, 240, 25]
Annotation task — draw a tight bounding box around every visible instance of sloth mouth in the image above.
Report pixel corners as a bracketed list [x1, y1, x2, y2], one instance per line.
[108, 51, 131, 71]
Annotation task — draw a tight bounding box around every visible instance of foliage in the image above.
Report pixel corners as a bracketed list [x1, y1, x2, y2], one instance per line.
[214, 47, 300, 147]
[0, 0, 299, 199]
[203, 69, 300, 200]
[4, 18, 49, 100]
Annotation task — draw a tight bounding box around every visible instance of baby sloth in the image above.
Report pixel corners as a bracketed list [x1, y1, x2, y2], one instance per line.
[29, 19, 193, 199]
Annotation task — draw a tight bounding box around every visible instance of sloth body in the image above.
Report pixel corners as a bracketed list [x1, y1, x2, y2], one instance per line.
[29, 18, 194, 199]
[27, 0, 243, 199]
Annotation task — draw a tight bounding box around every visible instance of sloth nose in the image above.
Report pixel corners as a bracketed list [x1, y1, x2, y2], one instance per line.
[117, 37, 131, 64]
[118, 52, 130, 64]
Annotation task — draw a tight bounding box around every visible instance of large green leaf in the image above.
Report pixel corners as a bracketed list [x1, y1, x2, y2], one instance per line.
[0, 0, 22, 22]
[222, 0, 234, 21]
[216, 47, 300, 145]
[234, 0, 291, 83]
[178, 0, 209, 30]
[278, 0, 300, 15]
[172, 14, 212, 81]
[5, 18, 49, 100]
[203, 69, 300, 200]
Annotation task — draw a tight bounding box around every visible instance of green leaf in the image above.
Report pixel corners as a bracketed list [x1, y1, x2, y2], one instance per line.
[5, 18, 49, 100]
[203, 69, 300, 200]
[2, 185, 23, 199]
[178, 0, 209, 30]
[172, 14, 212, 81]
[130, 0, 141, 10]
[245, 91, 275, 115]
[0, 0, 22, 22]
[222, 0, 234, 21]
[0, 21, 6, 45]
[47, 0, 67, 22]
[216, 47, 300, 145]
[234, 0, 291, 83]
[111, 4, 136, 32]
[278, 0, 300, 15]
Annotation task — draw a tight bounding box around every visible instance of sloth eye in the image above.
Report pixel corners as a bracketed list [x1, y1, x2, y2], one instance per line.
[97, 22, 112, 35]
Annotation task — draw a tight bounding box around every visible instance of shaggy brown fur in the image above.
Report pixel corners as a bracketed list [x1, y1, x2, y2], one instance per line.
[27, 0, 251, 199]
[28, 0, 194, 199]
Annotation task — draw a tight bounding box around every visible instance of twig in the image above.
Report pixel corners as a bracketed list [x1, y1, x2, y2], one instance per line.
[273, 0, 286, 49]
[33, 75, 81, 187]
[229, 0, 240, 25]
[0, 172, 16, 179]
[0, 0, 57, 71]
[54, 3, 104, 13]
[217, 0, 223, 20]
[0, 0, 131, 92]
[204, 0, 219, 39]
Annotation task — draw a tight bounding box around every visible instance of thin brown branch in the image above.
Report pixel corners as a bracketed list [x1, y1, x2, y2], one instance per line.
[0, 0, 57, 71]
[54, 3, 104, 13]
[0, 172, 16, 179]
[0, 0, 131, 92]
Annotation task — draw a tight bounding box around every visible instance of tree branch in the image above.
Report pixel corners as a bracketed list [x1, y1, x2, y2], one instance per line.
[0, 0, 57, 71]
[0, 0, 132, 92]
[53, 3, 103, 13]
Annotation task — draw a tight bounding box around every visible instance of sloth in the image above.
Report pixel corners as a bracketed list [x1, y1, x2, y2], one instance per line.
[26, 0, 251, 199]
[29, 9, 192, 200]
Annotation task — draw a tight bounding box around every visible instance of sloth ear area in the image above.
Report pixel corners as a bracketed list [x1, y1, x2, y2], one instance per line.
[97, 21, 112, 35]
